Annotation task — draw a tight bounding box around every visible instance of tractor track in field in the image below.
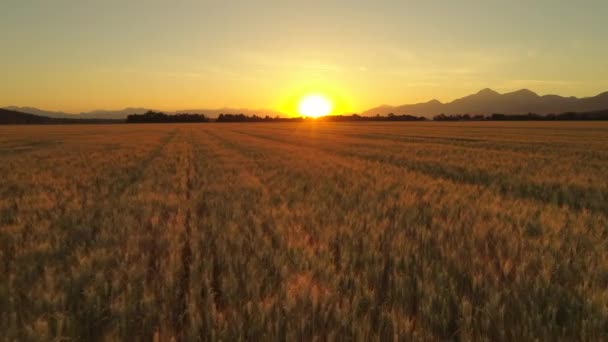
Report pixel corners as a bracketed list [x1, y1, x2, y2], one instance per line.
[6, 129, 179, 338]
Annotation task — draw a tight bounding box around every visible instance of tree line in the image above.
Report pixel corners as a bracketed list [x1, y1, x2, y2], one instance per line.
[215, 113, 426, 123]
[122, 109, 608, 124]
[211, 110, 608, 123]
[126, 111, 209, 123]
[433, 109, 608, 121]
[6, 108, 607, 126]
[324, 113, 426, 122]
[216, 114, 297, 122]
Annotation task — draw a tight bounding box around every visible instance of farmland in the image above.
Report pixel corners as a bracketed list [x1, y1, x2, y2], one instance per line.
[1, 122, 607, 340]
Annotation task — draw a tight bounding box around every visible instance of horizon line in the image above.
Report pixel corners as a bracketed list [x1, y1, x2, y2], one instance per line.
[3, 87, 608, 115]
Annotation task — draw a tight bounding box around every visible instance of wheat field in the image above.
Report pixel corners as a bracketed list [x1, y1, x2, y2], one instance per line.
[1, 122, 607, 340]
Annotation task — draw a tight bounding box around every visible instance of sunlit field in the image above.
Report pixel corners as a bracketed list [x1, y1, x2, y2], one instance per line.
[1, 122, 608, 340]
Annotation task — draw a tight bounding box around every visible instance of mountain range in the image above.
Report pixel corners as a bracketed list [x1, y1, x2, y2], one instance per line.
[1, 106, 284, 120]
[0, 108, 122, 124]
[4, 88, 608, 119]
[361, 88, 608, 118]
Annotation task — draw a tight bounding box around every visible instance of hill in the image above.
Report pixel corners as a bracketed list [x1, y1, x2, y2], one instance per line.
[362, 89, 608, 118]
[0, 109, 121, 124]
[3, 106, 152, 120]
[0, 108, 61, 124]
[4, 106, 285, 120]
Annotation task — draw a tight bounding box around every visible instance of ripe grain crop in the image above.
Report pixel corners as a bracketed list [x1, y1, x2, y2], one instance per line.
[1, 122, 607, 340]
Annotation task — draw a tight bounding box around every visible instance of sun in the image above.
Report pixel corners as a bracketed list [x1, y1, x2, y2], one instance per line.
[298, 94, 333, 118]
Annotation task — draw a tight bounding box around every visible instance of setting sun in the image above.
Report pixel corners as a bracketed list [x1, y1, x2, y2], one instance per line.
[298, 94, 333, 118]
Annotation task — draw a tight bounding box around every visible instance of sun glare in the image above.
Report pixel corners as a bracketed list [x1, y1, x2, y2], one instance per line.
[298, 94, 333, 118]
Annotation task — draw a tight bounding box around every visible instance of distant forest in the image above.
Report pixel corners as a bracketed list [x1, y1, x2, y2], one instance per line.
[130, 110, 608, 123]
[216, 113, 426, 122]
[211, 111, 608, 122]
[126, 111, 209, 123]
[2, 108, 608, 125]
[433, 109, 608, 121]
[129, 112, 428, 123]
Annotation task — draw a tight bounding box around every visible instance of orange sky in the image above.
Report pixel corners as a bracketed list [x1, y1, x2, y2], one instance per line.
[1, 1, 607, 115]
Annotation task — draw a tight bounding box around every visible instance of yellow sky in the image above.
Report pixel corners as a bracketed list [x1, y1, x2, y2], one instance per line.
[1, 1, 607, 115]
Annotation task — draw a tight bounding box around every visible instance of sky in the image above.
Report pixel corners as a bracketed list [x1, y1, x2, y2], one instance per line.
[1, 0, 607, 115]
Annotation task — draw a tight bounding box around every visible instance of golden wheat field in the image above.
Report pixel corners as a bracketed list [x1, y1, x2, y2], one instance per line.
[1, 122, 608, 340]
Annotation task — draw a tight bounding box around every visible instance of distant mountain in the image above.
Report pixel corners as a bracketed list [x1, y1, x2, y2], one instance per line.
[3, 106, 152, 119]
[2, 106, 74, 119]
[8, 89, 608, 119]
[0, 108, 61, 124]
[361, 89, 608, 118]
[3, 106, 284, 119]
[0, 108, 120, 124]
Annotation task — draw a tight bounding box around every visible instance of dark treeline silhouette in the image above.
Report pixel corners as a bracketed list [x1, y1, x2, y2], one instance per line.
[216, 113, 426, 122]
[433, 109, 608, 121]
[0, 109, 120, 124]
[5, 107, 608, 125]
[322, 113, 426, 121]
[216, 114, 300, 122]
[126, 111, 209, 123]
